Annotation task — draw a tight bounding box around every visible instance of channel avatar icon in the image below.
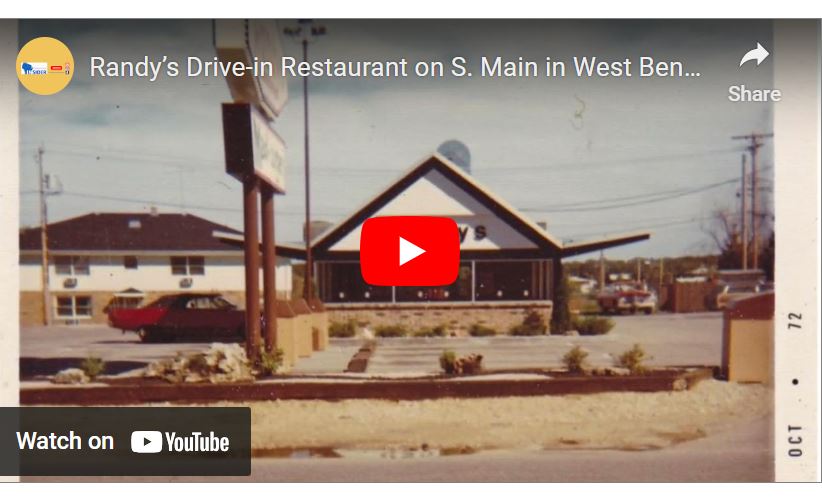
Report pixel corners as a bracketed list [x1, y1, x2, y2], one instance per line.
[360, 216, 460, 287]
[16, 37, 74, 95]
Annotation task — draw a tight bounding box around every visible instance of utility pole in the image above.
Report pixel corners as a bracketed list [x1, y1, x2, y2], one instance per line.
[740, 154, 748, 270]
[732, 132, 772, 270]
[598, 250, 605, 290]
[36, 145, 50, 326]
[284, 20, 327, 302]
[658, 258, 664, 292]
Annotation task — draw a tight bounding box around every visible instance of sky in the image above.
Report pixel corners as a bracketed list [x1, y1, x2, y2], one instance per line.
[18, 19, 775, 259]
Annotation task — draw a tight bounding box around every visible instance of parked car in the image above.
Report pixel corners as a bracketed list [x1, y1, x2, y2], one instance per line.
[107, 293, 245, 343]
[707, 281, 770, 310]
[597, 282, 657, 315]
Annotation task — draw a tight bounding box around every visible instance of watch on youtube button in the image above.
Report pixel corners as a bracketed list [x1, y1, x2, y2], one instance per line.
[360, 216, 460, 286]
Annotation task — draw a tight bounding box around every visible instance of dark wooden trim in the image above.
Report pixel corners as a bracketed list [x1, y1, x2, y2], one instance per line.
[560, 233, 650, 258]
[433, 161, 560, 252]
[313, 249, 557, 262]
[312, 159, 438, 252]
[312, 156, 561, 254]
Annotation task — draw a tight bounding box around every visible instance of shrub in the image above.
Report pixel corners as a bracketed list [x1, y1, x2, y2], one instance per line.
[374, 324, 409, 338]
[509, 310, 547, 336]
[550, 273, 573, 334]
[616, 343, 650, 375]
[439, 350, 483, 375]
[574, 316, 615, 336]
[414, 325, 447, 337]
[329, 320, 357, 338]
[509, 324, 538, 336]
[439, 350, 457, 374]
[458, 354, 484, 375]
[258, 347, 284, 377]
[468, 323, 497, 337]
[562, 345, 589, 374]
[579, 300, 602, 315]
[80, 355, 105, 379]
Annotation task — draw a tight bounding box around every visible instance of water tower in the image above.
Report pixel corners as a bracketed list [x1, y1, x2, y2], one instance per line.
[437, 140, 471, 174]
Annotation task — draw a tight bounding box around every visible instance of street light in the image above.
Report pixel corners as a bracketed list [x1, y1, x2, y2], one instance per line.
[283, 20, 327, 301]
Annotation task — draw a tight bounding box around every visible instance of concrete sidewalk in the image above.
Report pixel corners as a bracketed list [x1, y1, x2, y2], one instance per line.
[367, 312, 723, 374]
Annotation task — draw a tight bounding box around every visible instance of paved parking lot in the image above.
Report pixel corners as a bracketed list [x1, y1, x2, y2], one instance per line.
[20, 312, 723, 378]
[19, 326, 360, 378]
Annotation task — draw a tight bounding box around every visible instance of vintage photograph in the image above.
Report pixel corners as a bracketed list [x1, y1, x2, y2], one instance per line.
[14, 19, 791, 482]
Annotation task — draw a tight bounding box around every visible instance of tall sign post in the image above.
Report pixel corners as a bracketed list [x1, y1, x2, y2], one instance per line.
[217, 20, 288, 360]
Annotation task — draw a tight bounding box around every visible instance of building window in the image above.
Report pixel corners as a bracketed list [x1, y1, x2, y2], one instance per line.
[188, 256, 205, 275]
[124, 256, 138, 269]
[395, 263, 472, 302]
[55, 256, 90, 276]
[319, 262, 392, 303]
[105, 296, 143, 312]
[171, 256, 205, 276]
[475, 261, 544, 301]
[55, 295, 93, 318]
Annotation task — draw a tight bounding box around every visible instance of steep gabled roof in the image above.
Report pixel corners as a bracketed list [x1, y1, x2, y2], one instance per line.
[311, 153, 565, 255]
[20, 212, 243, 252]
[213, 152, 651, 259]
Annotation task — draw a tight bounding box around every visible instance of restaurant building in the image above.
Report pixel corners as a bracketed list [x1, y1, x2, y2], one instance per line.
[223, 152, 649, 334]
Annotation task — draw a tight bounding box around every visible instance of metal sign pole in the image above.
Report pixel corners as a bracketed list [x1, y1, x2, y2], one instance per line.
[216, 20, 290, 364]
[261, 184, 278, 353]
[242, 175, 262, 361]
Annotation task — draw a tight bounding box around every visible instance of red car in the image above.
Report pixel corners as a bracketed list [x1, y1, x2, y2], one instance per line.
[108, 293, 245, 343]
[597, 282, 658, 315]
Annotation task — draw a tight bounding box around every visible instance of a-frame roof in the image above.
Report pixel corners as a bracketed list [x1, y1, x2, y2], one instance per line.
[214, 152, 650, 259]
[310, 153, 566, 257]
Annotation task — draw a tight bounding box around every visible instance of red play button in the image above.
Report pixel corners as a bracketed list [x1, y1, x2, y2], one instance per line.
[360, 216, 460, 286]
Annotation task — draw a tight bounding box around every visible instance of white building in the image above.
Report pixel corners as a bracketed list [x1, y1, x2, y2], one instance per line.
[19, 211, 292, 326]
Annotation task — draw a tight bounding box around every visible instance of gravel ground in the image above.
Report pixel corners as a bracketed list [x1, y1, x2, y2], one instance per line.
[209, 379, 772, 452]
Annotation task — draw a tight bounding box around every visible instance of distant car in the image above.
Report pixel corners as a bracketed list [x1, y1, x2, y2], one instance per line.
[107, 293, 245, 343]
[597, 282, 657, 315]
[708, 282, 769, 310]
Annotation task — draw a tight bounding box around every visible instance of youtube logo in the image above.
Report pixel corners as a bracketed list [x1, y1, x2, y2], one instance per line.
[131, 431, 163, 454]
[360, 216, 460, 286]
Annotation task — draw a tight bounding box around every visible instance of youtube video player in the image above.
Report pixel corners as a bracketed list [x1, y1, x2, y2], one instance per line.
[0, 3, 821, 493]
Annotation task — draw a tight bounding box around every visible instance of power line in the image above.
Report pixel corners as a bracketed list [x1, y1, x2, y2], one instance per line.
[520, 180, 730, 210]
[22, 174, 741, 218]
[560, 215, 713, 241]
[475, 147, 746, 173]
[21, 144, 747, 175]
[21, 190, 341, 218]
[520, 177, 738, 213]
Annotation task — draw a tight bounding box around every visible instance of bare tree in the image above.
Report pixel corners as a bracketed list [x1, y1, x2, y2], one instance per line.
[706, 209, 744, 270]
